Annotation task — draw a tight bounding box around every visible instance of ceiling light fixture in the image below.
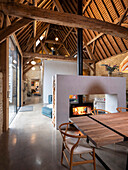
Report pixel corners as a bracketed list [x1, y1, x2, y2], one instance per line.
[55, 37, 59, 41]
[51, 47, 54, 51]
[31, 60, 36, 65]
[32, 67, 35, 71]
[27, 61, 29, 64]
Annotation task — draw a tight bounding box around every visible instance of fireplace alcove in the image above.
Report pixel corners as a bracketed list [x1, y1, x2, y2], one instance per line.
[69, 102, 93, 117]
[54, 75, 126, 129]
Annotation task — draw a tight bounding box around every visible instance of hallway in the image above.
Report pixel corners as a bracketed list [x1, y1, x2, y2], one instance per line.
[0, 97, 127, 170]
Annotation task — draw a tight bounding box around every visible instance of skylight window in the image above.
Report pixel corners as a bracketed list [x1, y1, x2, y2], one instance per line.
[36, 39, 40, 47]
[40, 36, 44, 41]
[36, 31, 46, 47]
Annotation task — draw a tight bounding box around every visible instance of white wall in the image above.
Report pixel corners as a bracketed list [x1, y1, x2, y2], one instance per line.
[43, 60, 77, 103]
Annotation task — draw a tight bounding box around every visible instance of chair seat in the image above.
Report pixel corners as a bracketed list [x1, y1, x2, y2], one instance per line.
[59, 122, 96, 170]
[65, 137, 93, 155]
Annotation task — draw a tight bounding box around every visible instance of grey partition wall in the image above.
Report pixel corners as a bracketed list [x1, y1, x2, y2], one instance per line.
[55, 75, 126, 129]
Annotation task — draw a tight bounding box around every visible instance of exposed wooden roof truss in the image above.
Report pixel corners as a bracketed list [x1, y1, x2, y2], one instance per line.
[0, 0, 128, 73]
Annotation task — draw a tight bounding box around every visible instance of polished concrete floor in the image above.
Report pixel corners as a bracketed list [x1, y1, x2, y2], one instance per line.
[0, 96, 127, 170]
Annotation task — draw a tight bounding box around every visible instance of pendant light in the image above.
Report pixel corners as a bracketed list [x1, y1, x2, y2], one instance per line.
[31, 60, 36, 65]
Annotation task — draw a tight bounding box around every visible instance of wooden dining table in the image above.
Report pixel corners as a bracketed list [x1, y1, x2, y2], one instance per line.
[70, 112, 128, 170]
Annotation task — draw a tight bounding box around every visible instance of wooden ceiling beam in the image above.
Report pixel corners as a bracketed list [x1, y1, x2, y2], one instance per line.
[33, 0, 37, 52]
[23, 52, 76, 61]
[0, 17, 32, 43]
[25, 1, 55, 52]
[0, 11, 4, 28]
[26, 23, 49, 52]
[61, 4, 77, 54]
[57, 27, 73, 50]
[45, 24, 50, 40]
[92, 41, 95, 54]
[118, 8, 128, 25]
[45, 39, 62, 45]
[83, 0, 92, 14]
[84, 29, 103, 60]
[40, 40, 49, 54]
[122, 23, 128, 28]
[95, 0, 123, 54]
[19, 27, 32, 48]
[7, 15, 23, 57]
[23, 65, 33, 74]
[83, 39, 96, 60]
[87, 2, 109, 58]
[63, 0, 100, 61]
[18, 23, 32, 40]
[63, 0, 97, 61]
[53, 0, 63, 12]
[64, 27, 76, 52]
[87, 8, 128, 46]
[55, 28, 71, 55]
[23, 57, 34, 66]
[0, 2, 128, 40]
[38, 0, 48, 8]
[23, 51, 95, 63]
[84, 62, 94, 72]
[17, 19, 31, 37]
[53, 0, 72, 55]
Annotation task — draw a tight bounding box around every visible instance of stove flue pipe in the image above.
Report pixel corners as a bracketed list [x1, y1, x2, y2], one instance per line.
[77, 0, 83, 104]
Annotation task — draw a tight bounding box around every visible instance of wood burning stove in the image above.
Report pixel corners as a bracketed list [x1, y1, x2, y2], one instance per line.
[70, 103, 93, 117]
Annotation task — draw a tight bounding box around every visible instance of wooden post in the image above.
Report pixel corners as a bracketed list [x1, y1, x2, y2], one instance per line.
[0, 15, 9, 132]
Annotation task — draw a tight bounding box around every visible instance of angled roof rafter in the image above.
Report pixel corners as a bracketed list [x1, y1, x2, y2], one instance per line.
[0, 2, 128, 40]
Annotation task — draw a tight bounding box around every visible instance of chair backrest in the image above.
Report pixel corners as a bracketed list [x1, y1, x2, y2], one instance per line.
[91, 109, 111, 115]
[116, 107, 128, 112]
[59, 122, 87, 148]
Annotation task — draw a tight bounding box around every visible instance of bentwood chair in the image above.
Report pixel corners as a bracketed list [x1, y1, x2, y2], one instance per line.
[91, 109, 111, 115]
[116, 107, 128, 112]
[59, 122, 96, 170]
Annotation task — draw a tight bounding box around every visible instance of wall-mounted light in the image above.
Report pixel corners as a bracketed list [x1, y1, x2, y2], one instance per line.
[13, 60, 17, 64]
[31, 60, 36, 65]
[32, 67, 35, 71]
[27, 61, 29, 64]
[55, 37, 59, 41]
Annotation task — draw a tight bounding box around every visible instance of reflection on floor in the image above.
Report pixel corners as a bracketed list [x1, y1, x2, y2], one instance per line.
[9, 104, 16, 125]
[0, 96, 127, 170]
[24, 95, 43, 105]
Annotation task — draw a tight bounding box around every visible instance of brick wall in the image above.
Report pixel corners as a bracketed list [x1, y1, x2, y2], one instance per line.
[0, 72, 3, 135]
[91, 51, 128, 89]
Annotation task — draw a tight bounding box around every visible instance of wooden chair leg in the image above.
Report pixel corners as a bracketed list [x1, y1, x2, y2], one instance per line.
[70, 152, 73, 170]
[61, 143, 64, 164]
[93, 148, 96, 170]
